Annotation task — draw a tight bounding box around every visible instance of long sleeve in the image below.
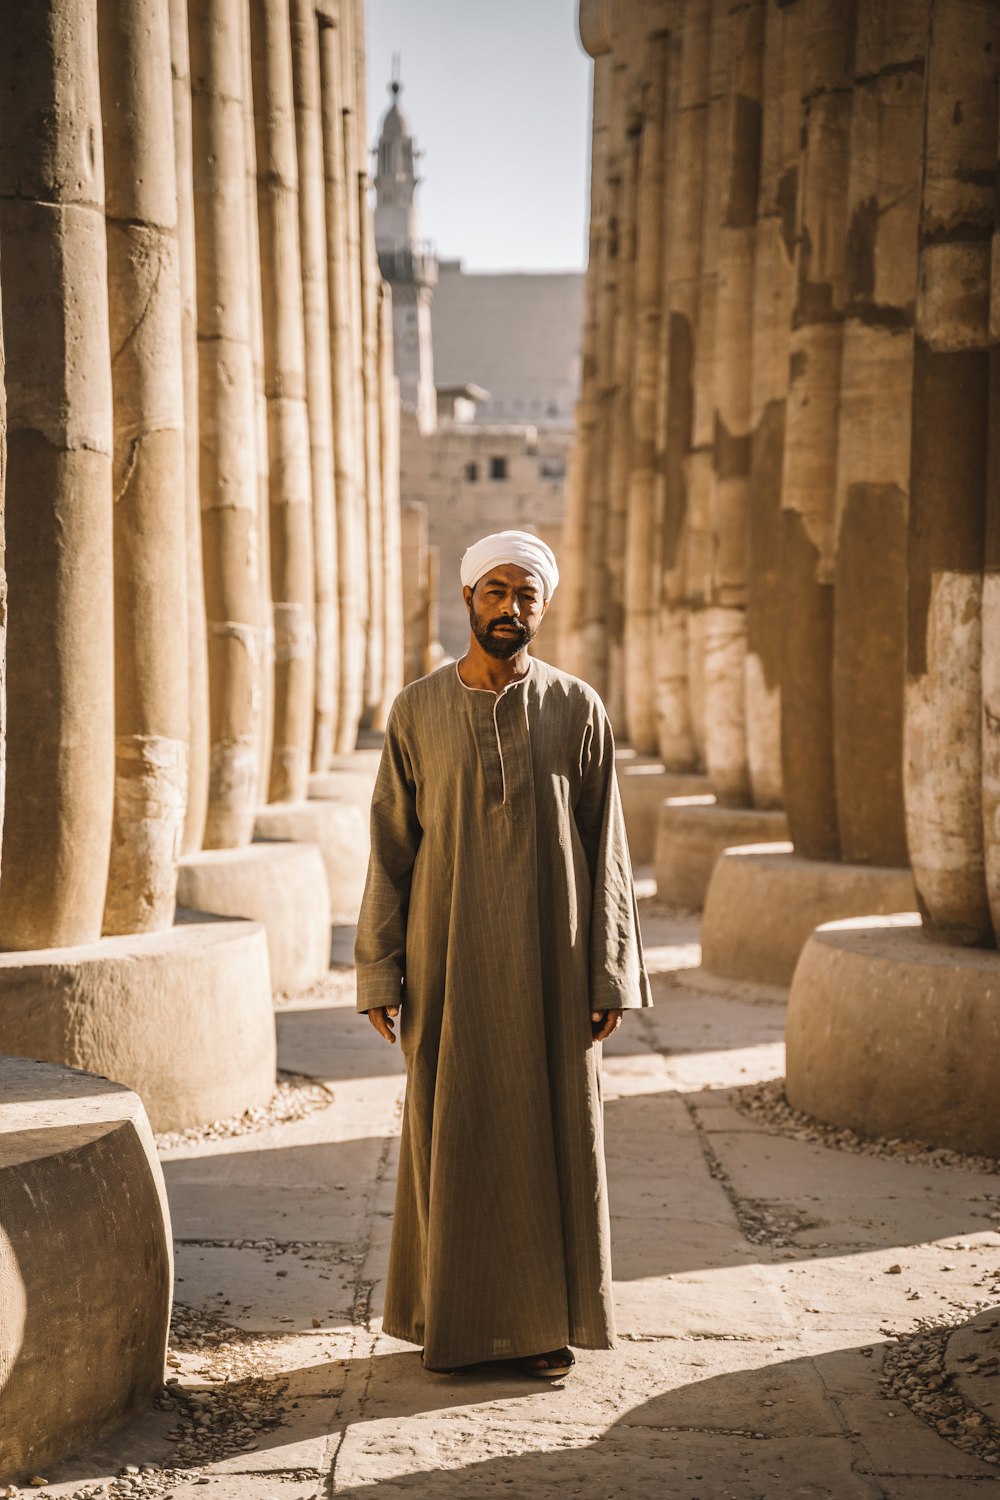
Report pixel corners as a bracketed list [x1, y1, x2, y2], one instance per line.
[355, 701, 423, 1012]
[574, 705, 653, 1011]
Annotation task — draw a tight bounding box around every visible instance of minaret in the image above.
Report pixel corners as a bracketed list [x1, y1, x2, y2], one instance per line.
[374, 70, 438, 433]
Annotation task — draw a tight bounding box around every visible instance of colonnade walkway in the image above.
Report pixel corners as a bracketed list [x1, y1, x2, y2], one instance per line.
[33, 882, 1000, 1498]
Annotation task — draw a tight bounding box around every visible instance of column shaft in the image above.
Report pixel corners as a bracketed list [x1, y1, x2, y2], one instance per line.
[171, 0, 210, 857]
[0, 0, 115, 948]
[190, 0, 263, 851]
[779, 0, 856, 859]
[906, 0, 998, 942]
[832, 0, 927, 866]
[291, 0, 340, 771]
[377, 280, 404, 726]
[99, 0, 188, 935]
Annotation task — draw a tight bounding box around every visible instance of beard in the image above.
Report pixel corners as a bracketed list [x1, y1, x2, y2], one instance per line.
[469, 601, 534, 659]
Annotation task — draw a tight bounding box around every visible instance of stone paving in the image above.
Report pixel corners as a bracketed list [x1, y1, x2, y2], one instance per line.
[30, 878, 1000, 1499]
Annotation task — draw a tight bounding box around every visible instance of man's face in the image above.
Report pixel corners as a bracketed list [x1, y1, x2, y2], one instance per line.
[464, 564, 548, 659]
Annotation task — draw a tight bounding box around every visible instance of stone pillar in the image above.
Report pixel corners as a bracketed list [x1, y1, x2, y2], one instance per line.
[746, 0, 803, 810]
[832, 0, 926, 867]
[377, 279, 404, 727]
[657, 0, 711, 771]
[906, 0, 996, 944]
[623, 30, 670, 755]
[250, 0, 316, 807]
[98, 0, 189, 936]
[190, 0, 264, 851]
[319, 9, 365, 751]
[171, 0, 210, 858]
[0, 0, 115, 947]
[291, 0, 340, 772]
[704, 0, 764, 807]
[779, 0, 856, 859]
[401, 501, 429, 684]
[986, 76, 1000, 942]
[360, 195, 386, 726]
[341, 0, 370, 697]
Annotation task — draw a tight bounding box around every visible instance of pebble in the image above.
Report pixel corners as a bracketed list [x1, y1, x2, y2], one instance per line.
[155, 1072, 334, 1152]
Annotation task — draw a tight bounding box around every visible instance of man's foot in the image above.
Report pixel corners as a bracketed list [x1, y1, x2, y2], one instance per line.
[519, 1347, 575, 1379]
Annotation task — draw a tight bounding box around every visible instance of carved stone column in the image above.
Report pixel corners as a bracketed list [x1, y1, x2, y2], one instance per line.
[0, 0, 115, 947]
[99, 0, 188, 935]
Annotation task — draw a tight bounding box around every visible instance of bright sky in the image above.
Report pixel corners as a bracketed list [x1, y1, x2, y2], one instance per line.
[364, 0, 592, 272]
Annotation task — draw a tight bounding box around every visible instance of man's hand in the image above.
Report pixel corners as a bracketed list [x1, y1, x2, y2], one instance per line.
[367, 1005, 400, 1044]
[591, 1008, 623, 1042]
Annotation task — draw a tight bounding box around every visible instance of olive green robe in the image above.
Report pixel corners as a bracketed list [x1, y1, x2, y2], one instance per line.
[355, 658, 651, 1370]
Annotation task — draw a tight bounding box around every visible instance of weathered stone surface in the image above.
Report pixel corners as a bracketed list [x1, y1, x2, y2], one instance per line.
[701, 844, 916, 987]
[254, 798, 368, 915]
[616, 757, 709, 864]
[176, 841, 330, 995]
[0, 1059, 171, 1479]
[787, 913, 1000, 1155]
[0, 919, 275, 1133]
[655, 795, 788, 908]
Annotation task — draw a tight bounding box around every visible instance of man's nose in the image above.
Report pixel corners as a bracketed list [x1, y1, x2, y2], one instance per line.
[508, 595, 522, 617]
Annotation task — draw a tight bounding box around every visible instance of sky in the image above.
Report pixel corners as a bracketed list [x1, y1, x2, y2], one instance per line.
[364, 0, 592, 273]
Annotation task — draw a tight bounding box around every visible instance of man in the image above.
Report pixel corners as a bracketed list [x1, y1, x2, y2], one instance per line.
[355, 529, 651, 1379]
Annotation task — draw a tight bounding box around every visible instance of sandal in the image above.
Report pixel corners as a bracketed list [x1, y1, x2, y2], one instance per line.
[520, 1347, 575, 1379]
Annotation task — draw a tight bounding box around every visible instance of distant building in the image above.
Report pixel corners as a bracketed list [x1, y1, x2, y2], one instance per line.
[373, 77, 582, 668]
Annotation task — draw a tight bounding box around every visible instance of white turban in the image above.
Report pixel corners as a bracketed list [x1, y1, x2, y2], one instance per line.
[460, 530, 560, 600]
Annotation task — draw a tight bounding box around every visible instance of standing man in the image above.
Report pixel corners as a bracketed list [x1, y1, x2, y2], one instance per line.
[356, 529, 651, 1378]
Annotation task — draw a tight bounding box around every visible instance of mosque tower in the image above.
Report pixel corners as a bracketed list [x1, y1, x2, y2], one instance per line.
[374, 69, 438, 434]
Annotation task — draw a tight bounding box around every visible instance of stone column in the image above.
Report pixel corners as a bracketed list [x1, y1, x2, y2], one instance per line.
[746, 0, 803, 810]
[704, 0, 764, 807]
[360, 196, 386, 727]
[906, 0, 997, 944]
[341, 0, 370, 694]
[986, 82, 1000, 942]
[0, 0, 115, 947]
[377, 279, 404, 727]
[319, 8, 365, 751]
[98, 0, 189, 936]
[171, 0, 210, 857]
[832, 0, 926, 867]
[623, 30, 670, 755]
[190, 0, 264, 851]
[250, 0, 316, 807]
[779, 0, 856, 859]
[291, 0, 340, 771]
[657, 0, 711, 770]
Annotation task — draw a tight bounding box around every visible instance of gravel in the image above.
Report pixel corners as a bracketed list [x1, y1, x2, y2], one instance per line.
[881, 1310, 1000, 1469]
[731, 1078, 1000, 1177]
[155, 1072, 334, 1152]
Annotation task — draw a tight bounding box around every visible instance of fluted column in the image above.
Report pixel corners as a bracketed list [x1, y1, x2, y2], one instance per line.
[319, 9, 365, 750]
[190, 0, 264, 851]
[658, 0, 711, 769]
[986, 75, 1000, 942]
[360, 203, 386, 726]
[377, 280, 404, 727]
[99, 0, 188, 935]
[704, 0, 764, 806]
[746, 0, 803, 809]
[341, 0, 369, 695]
[171, 0, 210, 857]
[779, 0, 856, 858]
[291, 0, 340, 771]
[623, 30, 670, 754]
[906, 0, 998, 943]
[0, 0, 115, 947]
[250, 0, 316, 805]
[832, 0, 927, 866]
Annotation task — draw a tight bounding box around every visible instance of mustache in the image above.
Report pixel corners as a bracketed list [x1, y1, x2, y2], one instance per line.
[488, 618, 527, 632]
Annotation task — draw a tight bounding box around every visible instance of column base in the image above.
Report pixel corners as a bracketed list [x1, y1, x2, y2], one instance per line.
[254, 798, 368, 917]
[701, 846, 916, 987]
[787, 914, 1000, 1157]
[0, 916, 276, 1133]
[654, 796, 789, 908]
[308, 755, 379, 817]
[177, 841, 331, 995]
[616, 752, 710, 863]
[0, 1058, 171, 1478]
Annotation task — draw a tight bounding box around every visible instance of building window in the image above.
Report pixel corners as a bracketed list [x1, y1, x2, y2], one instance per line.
[539, 455, 566, 479]
[490, 456, 508, 481]
[465, 461, 479, 482]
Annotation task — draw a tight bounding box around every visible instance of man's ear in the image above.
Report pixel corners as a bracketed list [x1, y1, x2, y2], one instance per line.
[541, 597, 550, 616]
[463, 584, 474, 610]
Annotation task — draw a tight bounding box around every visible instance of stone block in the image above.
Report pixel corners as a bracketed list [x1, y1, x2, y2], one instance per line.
[786, 914, 1000, 1156]
[701, 845, 917, 987]
[255, 799, 369, 917]
[0, 1058, 171, 1480]
[0, 916, 276, 1133]
[177, 841, 330, 995]
[654, 796, 789, 908]
[615, 755, 709, 864]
